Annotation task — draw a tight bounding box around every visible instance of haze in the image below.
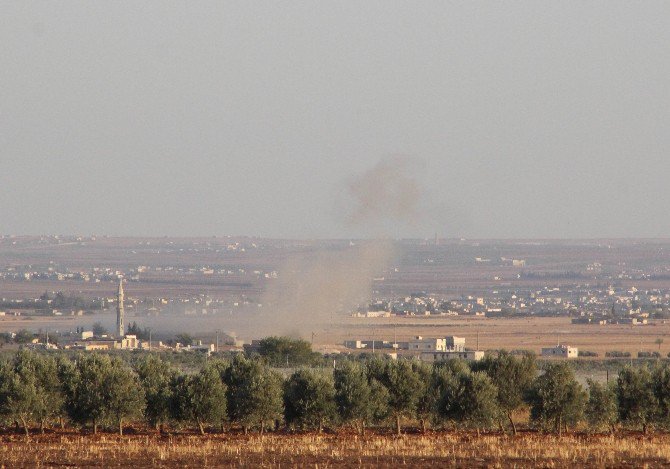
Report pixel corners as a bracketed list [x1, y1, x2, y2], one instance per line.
[2, 2, 669, 239]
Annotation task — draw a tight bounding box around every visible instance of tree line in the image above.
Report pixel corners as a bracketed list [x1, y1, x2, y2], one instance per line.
[2, 349, 670, 436]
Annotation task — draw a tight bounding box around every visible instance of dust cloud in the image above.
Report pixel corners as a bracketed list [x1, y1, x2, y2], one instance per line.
[256, 240, 396, 339]
[345, 155, 425, 229]
[249, 156, 427, 341]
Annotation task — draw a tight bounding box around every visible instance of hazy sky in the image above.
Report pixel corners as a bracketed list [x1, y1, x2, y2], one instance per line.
[2, 2, 669, 239]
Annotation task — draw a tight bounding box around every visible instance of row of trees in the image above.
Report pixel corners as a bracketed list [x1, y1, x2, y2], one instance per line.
[3, 350, 670, 436]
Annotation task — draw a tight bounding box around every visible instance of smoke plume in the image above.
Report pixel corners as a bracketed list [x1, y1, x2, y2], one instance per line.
[251, 156, 427, 342]
[345, 155, 425, 230]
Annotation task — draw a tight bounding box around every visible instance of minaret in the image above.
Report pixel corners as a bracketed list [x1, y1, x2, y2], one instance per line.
[116, 277, 125, 337]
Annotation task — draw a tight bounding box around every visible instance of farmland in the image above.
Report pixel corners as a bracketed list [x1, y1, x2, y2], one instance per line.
[0, 431, 668, 467]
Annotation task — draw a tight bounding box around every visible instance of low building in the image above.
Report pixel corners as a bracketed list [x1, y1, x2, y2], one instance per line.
[365, 311, 391, 318]
[409, 336, 447, 352]
[120, 335, 139, 349]
[420, 350, 485, 362]
[618, 318, 648, 325]
[541, 345, 578, 358]
[446, 336, 466, 352]
[409, 336, 466, 352]
[185, 343, 215, 356]
[76, 339, 117, 350]
[344, 340, 366, 349]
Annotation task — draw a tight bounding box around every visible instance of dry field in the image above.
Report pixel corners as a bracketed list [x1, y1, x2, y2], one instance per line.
[330, 315, 670, 358]
[0, 431, 669, 468]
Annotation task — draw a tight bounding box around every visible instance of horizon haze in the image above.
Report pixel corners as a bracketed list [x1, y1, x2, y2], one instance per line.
[2, 2, 670, 239]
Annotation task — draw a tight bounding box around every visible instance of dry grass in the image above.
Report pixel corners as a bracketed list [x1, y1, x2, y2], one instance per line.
[1, 431, 669, 468]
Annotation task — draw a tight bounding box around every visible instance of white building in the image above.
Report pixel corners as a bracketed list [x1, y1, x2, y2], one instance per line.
[541, 344, 578, 358]
[409, 336, 446, 352]
[446, 336, 466, 352]
[119, 335, 139, 350]
[409, 336, 466, 352]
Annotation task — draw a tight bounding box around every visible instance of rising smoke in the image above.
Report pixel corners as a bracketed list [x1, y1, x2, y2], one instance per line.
[345, 155, 425, 231]
[252, 156, 427, 341]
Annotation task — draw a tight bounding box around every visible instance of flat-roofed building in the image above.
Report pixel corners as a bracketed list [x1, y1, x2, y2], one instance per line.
[409, 336, 465, 352]
[541, 344, 578, 358]
[409, 336, 446, 352]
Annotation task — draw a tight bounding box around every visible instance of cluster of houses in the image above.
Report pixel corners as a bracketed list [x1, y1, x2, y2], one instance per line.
[352, 282, 670, 321]
[344, 334, 580, 361]
[25, 330, 217, 355]
[344, 335, 485, 362]
[0, 261, 277, 285]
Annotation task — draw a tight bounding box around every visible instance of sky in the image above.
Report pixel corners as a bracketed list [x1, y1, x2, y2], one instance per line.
[1, 1, 669, 239]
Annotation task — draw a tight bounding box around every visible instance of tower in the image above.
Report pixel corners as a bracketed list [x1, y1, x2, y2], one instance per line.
[116, 277, 125, 337]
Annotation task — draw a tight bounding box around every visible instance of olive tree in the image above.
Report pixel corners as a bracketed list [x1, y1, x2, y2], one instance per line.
[0, 362, 37, 436]
[223, 355, 283, 433]
[437, 369, 499, 435]
[617, 366, 656, 433]
[585, 379, 618, 433]
[283, 369, 336, 432]
[334, 361, 373, 434]
[377, 360, 422, 435]
[477, 351, 536, 434]
[65, 354, 144, 434]
[104, 358, 145, 435]
[651, 364, 670, 430]
[172, 365, 227, 435]
[411, 361, 433, 433]
[134, 354, 177, 432]
[527, 363, 586, 435]
[0, 351, 65, 435]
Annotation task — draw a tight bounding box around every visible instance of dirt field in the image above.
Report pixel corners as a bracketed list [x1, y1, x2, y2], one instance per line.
[329, 315, 670, 357]
[0, 431, 668, 467]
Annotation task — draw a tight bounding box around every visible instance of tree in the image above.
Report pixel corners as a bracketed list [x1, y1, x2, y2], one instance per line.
[0, 351, 65, 435]
[651, 364, 670, 430]
[334, 361, 373, 434]
[56, 355, 77, 429]
[367, 378, 391, 427]
[436, 368, 499, 435]
[527, 363, 586, 435]
[15, 351, 64, 433]
[616, 366, 656, 433]
[13, 329, 34, 344]
[223, 355, 284, 433]
[377, 360, 422, 435]
[134, 354, 176, 431]
[127, 322, 151, 340]
[254, 336, 321, 367]
[104, 358, 145, 435]
[283, 369, 336, 432]
[585, 379, 618, 433]
[430, 365, 461, 429]
[175, 333, 194, 347]
[456, 372, 499, 435]
[65, 354, 144, 434]
[173, 365, 227, 434]
[64, 354, 110, 434]
[0, 362, 37, 436]
[411, 361, 433, 433]
[476, 351, 536, 434]
[92, 322, 107, 337]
